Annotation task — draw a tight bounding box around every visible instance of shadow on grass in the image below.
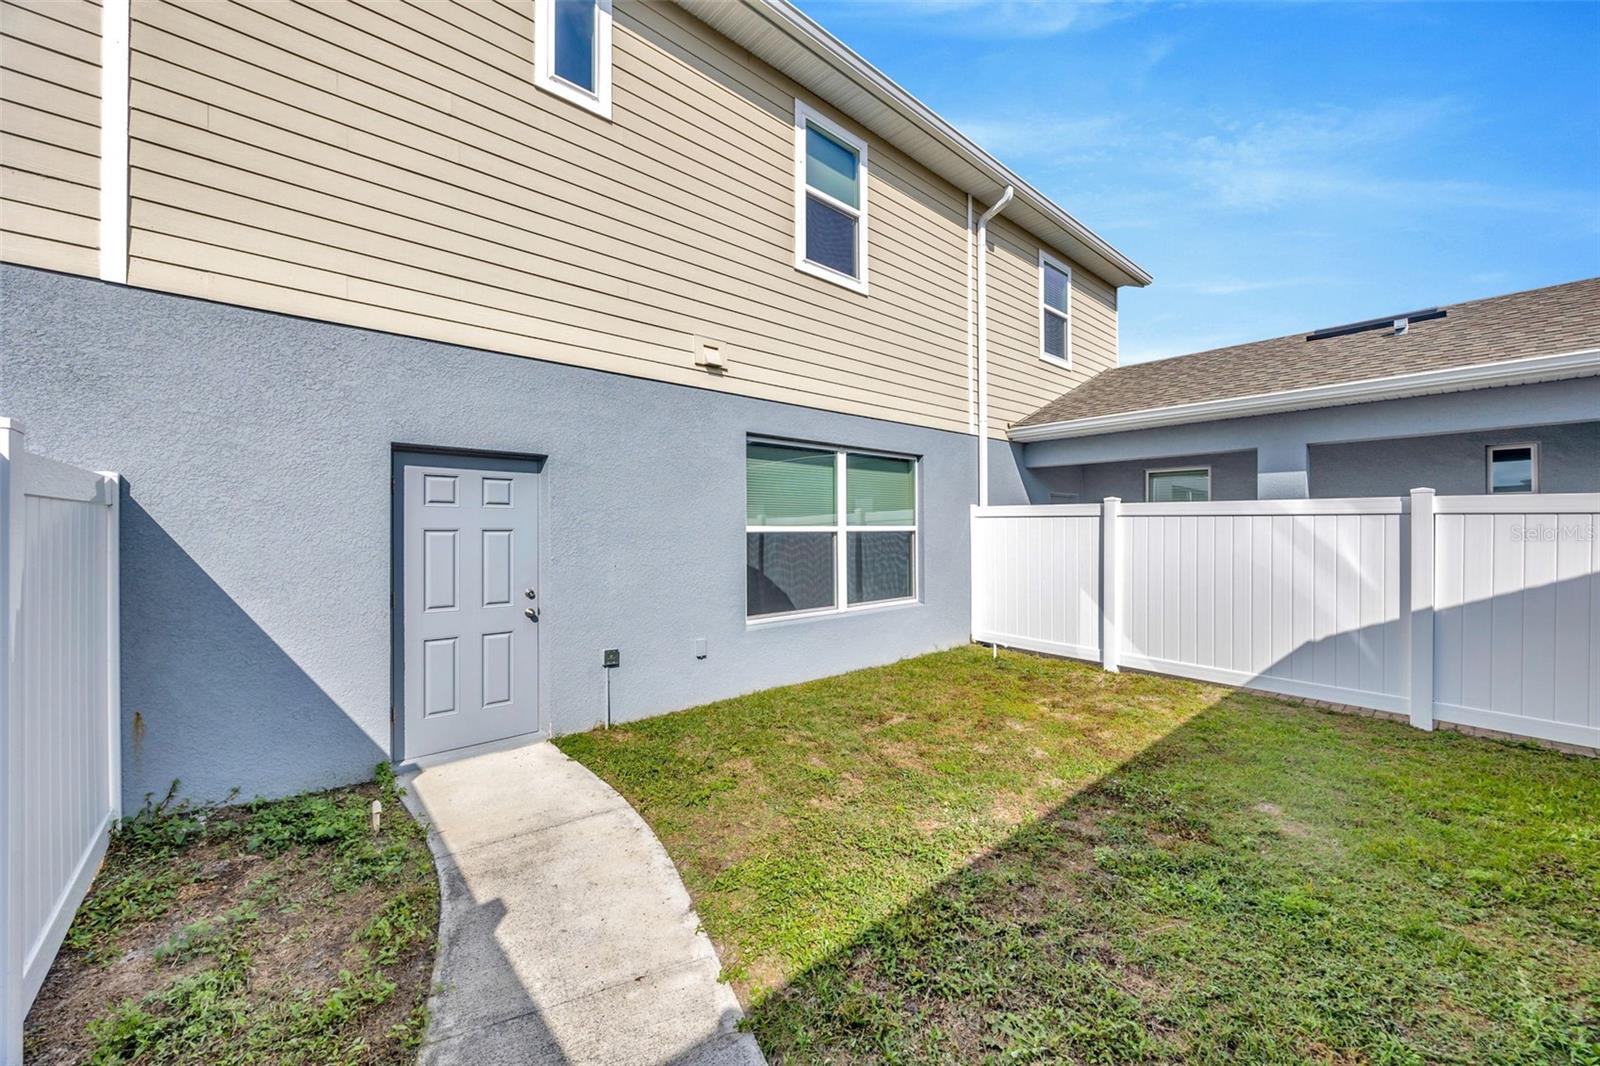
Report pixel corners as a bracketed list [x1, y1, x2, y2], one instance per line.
[738, 673, 1600, 1064]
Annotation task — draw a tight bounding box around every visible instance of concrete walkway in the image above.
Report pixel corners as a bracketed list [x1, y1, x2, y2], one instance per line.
[400, 741, 766, 1066]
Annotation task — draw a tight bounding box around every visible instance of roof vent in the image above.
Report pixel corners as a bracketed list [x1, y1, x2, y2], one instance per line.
[1306, 307, 1445, 342]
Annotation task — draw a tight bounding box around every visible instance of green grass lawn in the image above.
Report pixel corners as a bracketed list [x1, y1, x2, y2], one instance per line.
[555, 645, 1600, 1064]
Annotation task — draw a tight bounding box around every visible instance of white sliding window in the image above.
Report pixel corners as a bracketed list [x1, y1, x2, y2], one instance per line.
[534, 0, 613, 119]
[793, 101, 869, 293]
[1039, 250, 1072, 368]
[747, 441, 917, 620]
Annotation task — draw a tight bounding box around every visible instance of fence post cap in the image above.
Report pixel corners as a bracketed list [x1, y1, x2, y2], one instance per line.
[0, 416, 24, 434]
[1409, 486, 1435, 497]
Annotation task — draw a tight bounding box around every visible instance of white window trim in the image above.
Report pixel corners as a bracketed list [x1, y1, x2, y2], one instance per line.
[1038, 249, 1072, 369]
[747, 441, 917, 623]
[1487, 442, 1540, 493]
[533, 0, 613, 120]
[792, 100, 870, 295]
[1145, 465, 1211, 502]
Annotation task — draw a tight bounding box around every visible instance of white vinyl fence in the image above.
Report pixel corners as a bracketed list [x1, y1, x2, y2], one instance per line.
[1, 419, 121, 1062]
[973, 489, 1600, 750]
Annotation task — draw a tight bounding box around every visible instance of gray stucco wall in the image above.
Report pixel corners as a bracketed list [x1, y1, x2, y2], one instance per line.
[1021, 378, 1600, 501]
[1310, 422, 1600, 497]
[1031, 450, 1258, 502]
[3, 265, 1002, 808]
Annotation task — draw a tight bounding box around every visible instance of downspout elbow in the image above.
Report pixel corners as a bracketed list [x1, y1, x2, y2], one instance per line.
[977, 185, 1014, 227]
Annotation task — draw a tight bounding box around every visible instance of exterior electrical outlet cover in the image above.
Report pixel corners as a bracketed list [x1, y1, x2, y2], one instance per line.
[693, 638, 707, 659]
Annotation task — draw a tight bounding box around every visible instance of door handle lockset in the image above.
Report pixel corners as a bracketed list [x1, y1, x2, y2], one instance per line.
[523, 606, 539, 622]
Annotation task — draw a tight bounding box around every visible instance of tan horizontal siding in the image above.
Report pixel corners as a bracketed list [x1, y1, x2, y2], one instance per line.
[982, 215, 1117, 434]
[124, 0, 996, 431]
[0, 0, 100, 275]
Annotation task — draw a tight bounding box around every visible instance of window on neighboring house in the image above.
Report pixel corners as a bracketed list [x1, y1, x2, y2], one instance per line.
[1039, 251, 1072, 367]
[1487, 443, 1538, 493]
[534, 0, 612, 119]
[747, 441, 916, 619]
[793, 102, 869, 292]
[1146, 468, 1210, 502]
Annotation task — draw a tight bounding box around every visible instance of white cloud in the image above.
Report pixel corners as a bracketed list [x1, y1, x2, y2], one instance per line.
[1172, 276, 1333, 296]
[810, 0, 1140, 39]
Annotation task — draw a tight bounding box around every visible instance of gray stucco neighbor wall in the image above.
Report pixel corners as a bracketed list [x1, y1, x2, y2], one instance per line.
[1309, 422, 1600, 497]
[1031, 450, 1258, 502]
[1020, 378, 1600, 501]
[2, 265, 999, 808]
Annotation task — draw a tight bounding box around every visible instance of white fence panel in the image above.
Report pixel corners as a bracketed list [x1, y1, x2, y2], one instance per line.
[972, 504, 1102, 661]
[2, 419, 121, 1062]
[1432, 494, 1599, 748]
[973, 491, 1599, 751]
[1119, 500, 1408, 714]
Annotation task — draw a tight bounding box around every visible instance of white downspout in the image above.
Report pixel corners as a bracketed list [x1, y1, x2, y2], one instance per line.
[965, 193, 974, 432]
[975, 185, 1013, 507]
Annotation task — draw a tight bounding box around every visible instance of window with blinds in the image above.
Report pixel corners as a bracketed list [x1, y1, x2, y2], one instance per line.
[747, 441, 917, 619]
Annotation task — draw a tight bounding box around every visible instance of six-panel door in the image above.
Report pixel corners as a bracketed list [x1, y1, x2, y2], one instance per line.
[401, 463, 540, 761]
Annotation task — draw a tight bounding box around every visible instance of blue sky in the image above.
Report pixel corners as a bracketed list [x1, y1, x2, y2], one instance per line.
[797, 0, 1600, 363]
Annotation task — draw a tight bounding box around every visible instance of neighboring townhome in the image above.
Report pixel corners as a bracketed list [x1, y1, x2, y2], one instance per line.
[1, 0, 1150, 804]
[1012, 279, 1600, 502]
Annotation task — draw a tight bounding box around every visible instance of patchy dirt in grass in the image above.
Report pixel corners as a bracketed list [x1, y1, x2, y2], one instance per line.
[23, 767, 437, 1066]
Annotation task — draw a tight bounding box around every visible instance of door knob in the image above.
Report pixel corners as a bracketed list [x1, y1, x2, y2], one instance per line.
[524, 606, 539, 622]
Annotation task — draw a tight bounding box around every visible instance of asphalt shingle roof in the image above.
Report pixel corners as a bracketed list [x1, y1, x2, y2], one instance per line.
[1017, 277, 1600, 429]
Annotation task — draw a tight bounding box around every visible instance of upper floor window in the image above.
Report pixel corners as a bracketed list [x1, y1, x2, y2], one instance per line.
[535, 0, 612, 119]
[793, 102, 869, 294]
[1487, 443, 1538, 493]
[1039, 250, 1072, 368]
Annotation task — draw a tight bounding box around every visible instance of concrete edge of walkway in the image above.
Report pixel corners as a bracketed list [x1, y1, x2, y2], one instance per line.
[399, 740, 767, 1066]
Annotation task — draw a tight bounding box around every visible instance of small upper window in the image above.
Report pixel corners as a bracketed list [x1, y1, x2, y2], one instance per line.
[1039, 251, 1071, 367]
[1488, 444, 1537, 493]
[535, 0, 612, 119]
[793, 101, 869, 293]
[1147, 468, 1210, 502]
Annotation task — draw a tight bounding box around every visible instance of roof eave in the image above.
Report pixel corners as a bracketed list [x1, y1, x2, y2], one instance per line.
[672, 0, 1152, 289]
[1008, 348, 1600, 442]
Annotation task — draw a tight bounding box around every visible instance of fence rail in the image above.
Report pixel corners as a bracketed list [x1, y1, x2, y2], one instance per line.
[2, 419, 121, 1062]
[973, 490, 1600, 751]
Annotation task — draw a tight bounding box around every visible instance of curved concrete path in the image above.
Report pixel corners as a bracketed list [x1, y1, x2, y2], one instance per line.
[400, 741, 765, 1066]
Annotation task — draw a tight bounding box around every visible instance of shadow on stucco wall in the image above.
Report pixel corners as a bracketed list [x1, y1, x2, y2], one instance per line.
[118, 490, 386, 811]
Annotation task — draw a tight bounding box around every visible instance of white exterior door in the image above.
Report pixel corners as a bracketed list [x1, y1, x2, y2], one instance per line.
[400, 461, 540, 761]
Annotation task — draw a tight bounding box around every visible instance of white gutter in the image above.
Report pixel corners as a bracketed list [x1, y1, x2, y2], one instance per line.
[1008, 347, 1600, 442]
[976, 185, 1014, 505]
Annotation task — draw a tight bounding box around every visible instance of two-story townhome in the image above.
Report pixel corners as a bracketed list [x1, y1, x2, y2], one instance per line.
[1, 0, 1150, 804]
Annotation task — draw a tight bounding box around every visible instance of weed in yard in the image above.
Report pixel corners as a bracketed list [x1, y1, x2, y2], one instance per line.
[28, 763, 439, 1066]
